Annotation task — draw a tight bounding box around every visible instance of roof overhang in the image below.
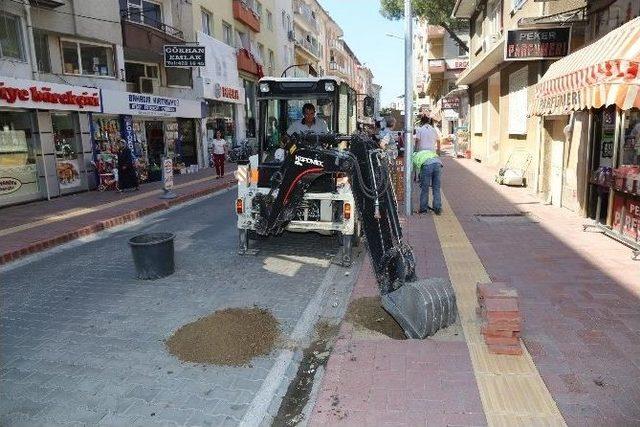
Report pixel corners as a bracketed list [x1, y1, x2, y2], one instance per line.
[452, 0, 477, 19]
[457, 38, 504, 86]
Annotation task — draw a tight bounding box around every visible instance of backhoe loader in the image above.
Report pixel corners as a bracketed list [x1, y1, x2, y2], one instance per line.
[235, 77, 456, 338]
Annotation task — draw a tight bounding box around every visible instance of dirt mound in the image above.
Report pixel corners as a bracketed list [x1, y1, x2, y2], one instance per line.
[346, 297, 406, 340]
[166, 307, 280, 366]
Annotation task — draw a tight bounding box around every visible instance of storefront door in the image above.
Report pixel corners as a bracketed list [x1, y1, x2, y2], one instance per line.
[52, 113, 85, 194]
[145, 121, 164, 170]
[551, 139, 564, 207]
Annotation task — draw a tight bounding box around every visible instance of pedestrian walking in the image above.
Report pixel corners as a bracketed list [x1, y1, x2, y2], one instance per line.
[449, 131, 460, 158]
[413, 116, 443, 215]
[116, 139, 139, 192]
[211, 129, 228, 179]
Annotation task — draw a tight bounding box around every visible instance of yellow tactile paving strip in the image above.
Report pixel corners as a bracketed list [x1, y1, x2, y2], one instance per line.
[433, 196, 566, 427]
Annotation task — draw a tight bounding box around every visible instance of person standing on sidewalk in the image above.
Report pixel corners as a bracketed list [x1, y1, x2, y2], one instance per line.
[211, 129, 228, 179]
[413, 116, 443, 215]
[116, 139, 139, 192]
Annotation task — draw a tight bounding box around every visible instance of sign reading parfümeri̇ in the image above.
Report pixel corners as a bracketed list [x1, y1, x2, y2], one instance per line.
[164, 45, 206, 67]
[505, 27, 571, 61]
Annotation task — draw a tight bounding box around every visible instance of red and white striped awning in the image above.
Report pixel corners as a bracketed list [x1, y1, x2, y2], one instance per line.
[531, 17, 640, 116]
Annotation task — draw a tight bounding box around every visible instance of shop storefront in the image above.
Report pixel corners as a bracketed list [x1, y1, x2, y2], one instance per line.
[99, 89, 204, 181]
[197, 32, 245, 164]
[531, 17, 640, 254]
[0, 77, 101, 207]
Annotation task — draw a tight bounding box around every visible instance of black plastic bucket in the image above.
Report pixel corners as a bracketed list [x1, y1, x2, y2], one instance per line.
[128, 232, 175, 279]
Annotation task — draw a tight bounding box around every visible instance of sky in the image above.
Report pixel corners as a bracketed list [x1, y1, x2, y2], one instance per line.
[318, 0, 404, 107]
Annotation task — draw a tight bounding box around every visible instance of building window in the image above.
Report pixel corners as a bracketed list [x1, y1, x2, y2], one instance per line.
[256, 1, 263, 21]
[508, 67, 528, 135]
[222, 21, 233, 46]
[62, 40, 114, 76]
[125, 0, 162, 29]
[125, 61, 159, 92]
[267, 10, 273, 30]
[282, 10, 286, 28]
[166, 67, 192, 87]
[268, 49, 274, 75]
[0, 13, 25, 61]
[258, 43, 265, 63]
[33, 30, 51, 73]
[457, 42, 466, 56]
[201, 9, 212, 36]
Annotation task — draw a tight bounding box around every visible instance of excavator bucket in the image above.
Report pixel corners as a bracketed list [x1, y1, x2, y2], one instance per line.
[382, 278, 457, 339]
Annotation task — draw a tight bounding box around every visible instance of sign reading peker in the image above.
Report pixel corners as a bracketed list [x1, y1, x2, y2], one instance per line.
[164, 45, 206, 67]
[505, 27, 571, 61]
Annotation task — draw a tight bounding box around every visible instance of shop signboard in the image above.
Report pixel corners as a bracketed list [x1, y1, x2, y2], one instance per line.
[101, 90, 203, 118]
[442, 97, 460, 110]
[612, 194, 640, 241]
[197, 32, 245, 104]
[120, 115, 138, 156]
[56, 159, 82, 189]
[505, 27, 571, 61]
[164, 45, 206, 67]
[0, 176, 22, 195]
[445, 58, 469, 70]
[163, 158, 174, 190]
[0, 77, 101, 112]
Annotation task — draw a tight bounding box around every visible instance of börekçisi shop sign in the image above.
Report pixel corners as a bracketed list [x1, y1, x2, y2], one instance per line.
[0, 77, 101, 112]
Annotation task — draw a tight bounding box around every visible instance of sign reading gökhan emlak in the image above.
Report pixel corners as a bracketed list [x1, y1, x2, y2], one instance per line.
[164, 45, 206, 67]
[505, 27, 571, 61]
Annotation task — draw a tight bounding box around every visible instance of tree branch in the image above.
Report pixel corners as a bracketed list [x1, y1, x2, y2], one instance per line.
[440, 22, 469, 52]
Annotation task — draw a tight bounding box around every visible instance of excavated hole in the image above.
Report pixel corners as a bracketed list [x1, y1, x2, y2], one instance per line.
[346, 296, 407, 340]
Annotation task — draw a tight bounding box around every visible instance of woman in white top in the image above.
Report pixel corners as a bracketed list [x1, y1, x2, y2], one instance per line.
[210, 129, 228, 179]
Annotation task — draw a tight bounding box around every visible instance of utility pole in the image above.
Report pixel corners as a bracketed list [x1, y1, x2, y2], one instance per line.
[403, 0, 413, 216]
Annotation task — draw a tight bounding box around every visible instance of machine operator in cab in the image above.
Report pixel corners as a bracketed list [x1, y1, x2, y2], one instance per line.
[287, 103, 329, 135]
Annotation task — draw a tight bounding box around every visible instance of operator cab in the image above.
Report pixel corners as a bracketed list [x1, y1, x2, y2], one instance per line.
[256, 77, 357, 189]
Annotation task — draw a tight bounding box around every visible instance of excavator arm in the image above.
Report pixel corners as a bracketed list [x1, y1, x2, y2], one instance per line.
[249, 133, 457, 338]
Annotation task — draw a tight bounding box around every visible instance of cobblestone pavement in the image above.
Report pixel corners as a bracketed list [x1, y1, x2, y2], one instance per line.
[1, 189, 354, 426]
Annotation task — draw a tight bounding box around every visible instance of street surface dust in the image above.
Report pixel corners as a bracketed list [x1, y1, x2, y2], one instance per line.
[346, 296, 407, 339]
[166, 307, 280, 366]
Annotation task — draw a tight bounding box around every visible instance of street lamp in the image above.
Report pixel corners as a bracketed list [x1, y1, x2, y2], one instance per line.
[386, 4, 414, 217]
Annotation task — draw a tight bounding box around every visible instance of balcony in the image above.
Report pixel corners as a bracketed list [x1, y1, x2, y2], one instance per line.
[428, 59, 446, 74]
[237, 48, 263, 77]
[233, 0, 260, 33]
[295, 36, 320, 59]
[293, 0, 318, 32]
[121, 9, 184, 57]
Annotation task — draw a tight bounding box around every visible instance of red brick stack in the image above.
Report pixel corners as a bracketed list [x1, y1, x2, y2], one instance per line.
[476, 282, 523, 355]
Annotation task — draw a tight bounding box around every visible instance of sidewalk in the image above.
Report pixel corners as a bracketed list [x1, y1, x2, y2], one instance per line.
[310, 155, 640, 426]
[0, 165, 236, 265]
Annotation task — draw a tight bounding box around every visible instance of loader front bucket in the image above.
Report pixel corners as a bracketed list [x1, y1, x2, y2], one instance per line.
[381, 278, 458, 339]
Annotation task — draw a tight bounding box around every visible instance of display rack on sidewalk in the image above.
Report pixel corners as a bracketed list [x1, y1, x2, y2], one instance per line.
[583, 167, 640, 260]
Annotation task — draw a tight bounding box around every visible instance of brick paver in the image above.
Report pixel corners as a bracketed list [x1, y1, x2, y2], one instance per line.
[442, 157, 640, 426]
[0, 165, 236, 265]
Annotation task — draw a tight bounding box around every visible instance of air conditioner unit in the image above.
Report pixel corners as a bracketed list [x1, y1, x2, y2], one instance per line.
[139, 77, 158, 94]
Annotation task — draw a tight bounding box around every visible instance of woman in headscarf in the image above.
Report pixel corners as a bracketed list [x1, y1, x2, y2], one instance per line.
[117, 139, 139, 192]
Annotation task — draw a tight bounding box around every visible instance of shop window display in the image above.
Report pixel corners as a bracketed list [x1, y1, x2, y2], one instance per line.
[0, 112, 39, 202]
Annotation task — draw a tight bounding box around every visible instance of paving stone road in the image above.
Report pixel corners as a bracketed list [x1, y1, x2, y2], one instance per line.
[1, 189, 356, 426]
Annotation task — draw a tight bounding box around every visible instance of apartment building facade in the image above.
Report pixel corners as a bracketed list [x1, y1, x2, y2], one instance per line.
[0, 0, 374, 207]
[452, 0, 588, 189]
[414, 21, 469, 135]
[454, 0, 640, 254]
